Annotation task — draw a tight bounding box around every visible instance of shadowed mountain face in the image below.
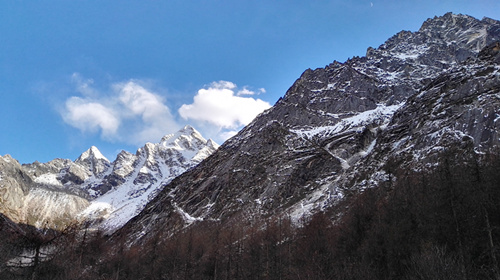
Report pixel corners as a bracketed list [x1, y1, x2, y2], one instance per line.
[115, 13, 500, 243]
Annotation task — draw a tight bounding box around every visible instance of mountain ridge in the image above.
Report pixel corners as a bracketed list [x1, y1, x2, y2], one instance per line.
[2, 12, 500, 279]
[0, 125, 218, 230]
[114, 13, 500, 244]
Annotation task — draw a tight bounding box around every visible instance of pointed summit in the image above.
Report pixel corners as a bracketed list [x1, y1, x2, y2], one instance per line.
[179, 125, 196, 133]
[160, 126, 208, 151]
[76, 146, 110, 175]
[77, 146, 109, 163]
[81, 125, 218, 231]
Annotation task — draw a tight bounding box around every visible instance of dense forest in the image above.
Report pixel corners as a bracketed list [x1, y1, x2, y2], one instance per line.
[1, 146, 500, 280]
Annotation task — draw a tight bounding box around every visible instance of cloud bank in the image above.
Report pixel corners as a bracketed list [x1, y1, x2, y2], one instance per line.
[61, 76, 271, 145]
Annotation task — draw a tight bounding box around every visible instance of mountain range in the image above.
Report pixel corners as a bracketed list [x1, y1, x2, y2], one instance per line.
[1, 12, 500, 279]
[0, 125, 218, 231]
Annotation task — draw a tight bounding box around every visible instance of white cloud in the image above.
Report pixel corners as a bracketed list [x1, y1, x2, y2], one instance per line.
[178, 80, 271, 129]
[71, 73, 98, 97]
[117, 81, 169, 119]
[61, 75, 179, 145]
[219, 130, 239, 140]
[63, 97, 120, 139]
[237, 87, 255, 96]
[61, 76, 271, 146]
[209, 80, 236, 90]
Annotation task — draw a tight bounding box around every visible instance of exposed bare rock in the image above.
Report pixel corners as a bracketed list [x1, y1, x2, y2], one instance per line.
[115, 13, 500, 244]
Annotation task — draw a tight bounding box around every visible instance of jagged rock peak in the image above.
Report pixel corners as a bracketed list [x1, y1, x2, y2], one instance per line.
[0, 154, 17, 164]
[179, 124, 196, 134]
[76, 146, 109, 163]
[160, 125, 214, 151]
[420, 12, 476, 30]
[74, 146, 111, 177]
[369, 13, 499, 58]
[418, 12, 496, 50]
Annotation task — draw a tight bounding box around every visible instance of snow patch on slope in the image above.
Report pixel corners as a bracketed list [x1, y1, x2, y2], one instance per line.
[34, 173, 63, 187]
[291, 104, 401, 139]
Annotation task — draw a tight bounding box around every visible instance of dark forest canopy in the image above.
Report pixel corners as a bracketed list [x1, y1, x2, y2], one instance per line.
[2, 147, 500, 280]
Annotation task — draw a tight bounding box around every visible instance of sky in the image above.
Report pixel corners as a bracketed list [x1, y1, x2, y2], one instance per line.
[1, 0, 499, 164]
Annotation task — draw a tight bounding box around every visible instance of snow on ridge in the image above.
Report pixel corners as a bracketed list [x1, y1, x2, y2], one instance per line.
[90, 146, 108, 161]
[1, 155, 11, 163]
[292, 104, 401, 139]
[159, 126, 219, 163]
[161, 125, 205, 148]
[391, 45, 429, 60]
[79, 201, 113, 220]
[77, 126, 219, 232]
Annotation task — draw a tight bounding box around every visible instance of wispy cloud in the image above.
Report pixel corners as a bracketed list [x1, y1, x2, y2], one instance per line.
[236, 87, 266, 96]
[71, 73, 99, 98]
[115, 81, 178, 144]
[178, 80, 271, 130]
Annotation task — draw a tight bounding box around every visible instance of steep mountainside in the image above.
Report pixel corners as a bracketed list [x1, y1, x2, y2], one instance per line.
[0, 155, 89, 229]
[0, 126, 218, 230]
[116, 13, 500, 242]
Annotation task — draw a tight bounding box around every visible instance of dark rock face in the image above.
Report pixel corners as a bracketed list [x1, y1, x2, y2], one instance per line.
[388, 54, 500, 151]
[117, 14, 500, 243]
[479, 41, 500, 62]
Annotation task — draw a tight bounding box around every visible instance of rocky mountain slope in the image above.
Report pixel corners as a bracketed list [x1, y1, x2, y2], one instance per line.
[1, 12, 500, 279]
[0, 126, 218, 230]
[116, 13, 500, 243]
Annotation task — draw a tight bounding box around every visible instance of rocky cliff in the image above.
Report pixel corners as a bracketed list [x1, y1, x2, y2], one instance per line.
[116, 13, 500, 243]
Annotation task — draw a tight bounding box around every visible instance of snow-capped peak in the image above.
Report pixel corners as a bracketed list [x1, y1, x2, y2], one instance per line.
[160, 125, 207, 151]
[76, 146, 109, 163]
[72, 146, 112, 179]
[78, 125, 219, 232]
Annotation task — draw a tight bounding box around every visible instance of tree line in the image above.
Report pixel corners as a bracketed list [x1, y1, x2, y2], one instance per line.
[1, 146, 500, 279]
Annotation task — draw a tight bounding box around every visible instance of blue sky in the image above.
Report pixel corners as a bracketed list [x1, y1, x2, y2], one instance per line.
[1, 1, 499, 163]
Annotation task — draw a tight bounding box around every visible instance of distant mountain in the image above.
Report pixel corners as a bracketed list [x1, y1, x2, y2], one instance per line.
[115, 13, 500, 243]
[79, 125, 219, 231]
[0, 126, 218, 230]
